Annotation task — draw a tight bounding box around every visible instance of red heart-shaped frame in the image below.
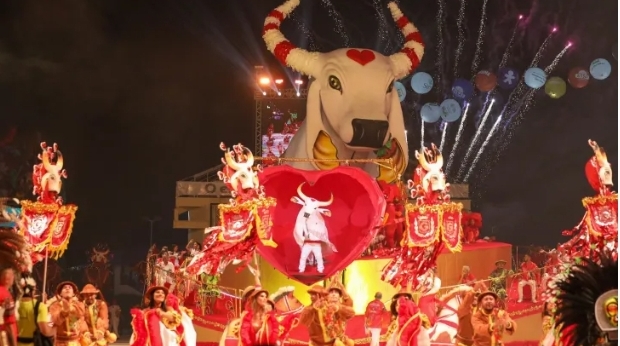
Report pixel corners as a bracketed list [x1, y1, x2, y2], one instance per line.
[257, 165, 386, 285]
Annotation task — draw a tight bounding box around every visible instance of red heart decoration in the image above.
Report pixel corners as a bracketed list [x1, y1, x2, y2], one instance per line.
[257, 165, 386, 285]
[346, 49, 376, 66]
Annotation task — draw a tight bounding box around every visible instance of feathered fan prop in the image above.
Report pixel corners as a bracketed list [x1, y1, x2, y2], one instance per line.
[555, 255, 618, 345]
[0, 230, 30, 272]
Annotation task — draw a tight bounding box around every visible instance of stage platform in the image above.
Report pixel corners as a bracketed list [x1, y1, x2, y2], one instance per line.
[188, 241, 544, 345]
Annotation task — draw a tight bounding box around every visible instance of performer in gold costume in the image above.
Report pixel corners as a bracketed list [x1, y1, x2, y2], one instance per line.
[79, 284, 117, 345]
[48, 282, 88, 346]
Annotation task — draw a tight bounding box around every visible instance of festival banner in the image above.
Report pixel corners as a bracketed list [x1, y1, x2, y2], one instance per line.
[218, 202, 256, 243]
[253, 198, 277, 248]
[440, 204, 463, 252]
[48, 204, 78, 258]
[403, 204, 440, 247]
[583, 194, 618, 238]
[19, 200, 78, 259]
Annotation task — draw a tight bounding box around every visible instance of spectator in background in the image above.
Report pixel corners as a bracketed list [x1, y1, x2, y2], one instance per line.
[108, 300, 121, 336]
[17, 274, 55, 345]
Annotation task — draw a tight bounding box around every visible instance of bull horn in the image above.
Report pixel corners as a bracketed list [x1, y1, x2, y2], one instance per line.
[243, 148, 254, 167]
[434, 152, 444, 169]
[387, 2, 425, 79]
[415, 149, 431, 171]
[297, 182, 309, 202]
[41, 150, 53, 172]
[55, 150, 64, 170]
[263, 0, 320, 77]
[224, 151, 242, 171]
[317, 193, 334, 207]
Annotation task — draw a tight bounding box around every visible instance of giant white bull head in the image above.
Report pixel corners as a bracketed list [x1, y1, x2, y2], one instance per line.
[263, 0, 424, 182]
[415, 144, 446, 193]
[219, 143, 259, 192]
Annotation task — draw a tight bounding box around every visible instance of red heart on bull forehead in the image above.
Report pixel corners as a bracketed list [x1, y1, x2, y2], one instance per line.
[257, 165, 386, 285]
[346, 49, 376, 66]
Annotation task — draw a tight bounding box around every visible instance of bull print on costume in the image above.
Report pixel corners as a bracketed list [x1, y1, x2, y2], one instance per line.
[257, 165, 386, 285]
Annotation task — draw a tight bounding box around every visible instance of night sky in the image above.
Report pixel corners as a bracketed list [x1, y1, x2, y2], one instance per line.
[0, 0, 616, 267]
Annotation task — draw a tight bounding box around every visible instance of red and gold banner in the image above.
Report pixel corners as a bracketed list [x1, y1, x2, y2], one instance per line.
[582, 194, 618, 238]
[218, 197, 277, 247]
[403, 204, 440, 247]
[19, 200, 78, 258]
[403, 202, 463, 250]
[441, 205, 463, 252]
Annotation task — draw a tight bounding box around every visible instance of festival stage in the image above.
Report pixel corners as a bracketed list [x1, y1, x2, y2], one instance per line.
[189, 241, 545, 345]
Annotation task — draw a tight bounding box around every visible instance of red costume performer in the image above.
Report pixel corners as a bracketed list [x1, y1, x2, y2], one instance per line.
[364, 292, 387, 346]
[240, 288, 279, 346]
[130, 286, 184, 346]
[517, 255, 539, 303]
[0, 282, 16, 346]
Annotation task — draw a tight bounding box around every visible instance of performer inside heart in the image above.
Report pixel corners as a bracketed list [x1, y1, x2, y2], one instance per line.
[291, 183, 338, 274]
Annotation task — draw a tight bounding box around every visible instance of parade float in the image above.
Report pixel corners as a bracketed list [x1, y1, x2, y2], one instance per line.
[0, 142, 78, 294]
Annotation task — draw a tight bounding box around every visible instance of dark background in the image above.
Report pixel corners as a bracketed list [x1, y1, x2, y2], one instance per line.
[0, 0, 616, 267]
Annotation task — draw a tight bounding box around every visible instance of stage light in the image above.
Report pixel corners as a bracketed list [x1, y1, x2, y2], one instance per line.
[552, 27, 557, 33]
[259, 77, 270, 86]
[262, 91, 267, 96]
[294, 79, 303, 85]
[277, 91, 282, 96]
[275, 79, 284, 85]
[566, 41, 573, 47]
[296, 92, 300, 97]
[518, 14, 523, 20]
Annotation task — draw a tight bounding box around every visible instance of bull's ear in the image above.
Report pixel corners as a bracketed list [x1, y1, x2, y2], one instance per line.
[377, 90, 408, 183]
[319, 209, 331, 217]
[290, 197, 304, 205]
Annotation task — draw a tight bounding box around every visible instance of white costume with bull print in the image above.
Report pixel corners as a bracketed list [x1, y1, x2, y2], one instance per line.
[291, 183, 337, 273]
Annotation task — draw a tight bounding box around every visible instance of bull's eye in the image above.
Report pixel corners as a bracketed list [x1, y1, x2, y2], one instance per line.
[328, 75, 342, 92]
[386, 80, 394, 93]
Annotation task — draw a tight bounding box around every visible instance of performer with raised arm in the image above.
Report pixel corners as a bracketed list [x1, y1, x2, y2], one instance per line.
[415, 268, 441, 327]
[459, 266, 476, 286]
[471, 291, 516, 346]
[299, 279, 355, 346]
[79, 284, 117, 345]
[385, 284, 430, 346]
[48, 281, 88, 346]
[239, 264, 279, 346]
[517, 254, 539, 303]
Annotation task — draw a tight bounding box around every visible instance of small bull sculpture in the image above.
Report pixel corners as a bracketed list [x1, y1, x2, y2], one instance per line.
[217, 143, 261, 200]
[291, 183, 337, 273]
[586, 139, 613, 194]
[263, 0, 425, 183]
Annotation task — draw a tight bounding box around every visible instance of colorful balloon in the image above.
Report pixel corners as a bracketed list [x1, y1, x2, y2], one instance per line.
[497, 67, 519, 90]
[410, 72, 434, 94]
[474, 70, 497, 92]
[440, 99, 462, 122]
[544, 77, 567, 99]
[524, 67, 547, 89]
[567, 67, 590, 89]
[451, 78, 474, 101]
[420, 103, 441, 123]
[394, 81, 407, 102]
[590, 58, 612, 80]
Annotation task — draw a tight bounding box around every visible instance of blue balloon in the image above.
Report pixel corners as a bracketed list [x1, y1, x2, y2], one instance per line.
[440, 99, 462, 123]
[524, 67, 547, 89]
[451, 78, 474, 101]
[590, 58, 612, 80]
[410, 72, 434, 94]
[420, 103, 441, 123]
[394, 81, 407, 102]
[497, 67, 520, 90]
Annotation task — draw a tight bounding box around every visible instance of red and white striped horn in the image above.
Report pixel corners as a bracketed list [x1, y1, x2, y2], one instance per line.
[387, 2, 425, 79]
[262, 0, 320, 76]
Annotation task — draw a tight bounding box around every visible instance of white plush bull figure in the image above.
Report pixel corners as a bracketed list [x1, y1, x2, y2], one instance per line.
[291, 183, 337, 273]
[263, 0, 424, 183]
[40, 143, 65, 194]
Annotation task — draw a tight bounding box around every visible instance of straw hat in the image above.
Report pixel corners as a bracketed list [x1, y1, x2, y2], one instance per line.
[495, 260, 507, 266]
[327, 281, 346, 296]
[393, 286, 413, 301]
[241, 286, 256, 299]
[80, 284, 100, 295]
[145, 285, 169, 298]
[307, 285, 327, 295]
[56, 281, 79, 296]
[477, 291, 499, 303]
